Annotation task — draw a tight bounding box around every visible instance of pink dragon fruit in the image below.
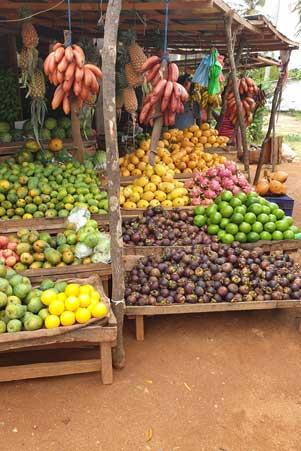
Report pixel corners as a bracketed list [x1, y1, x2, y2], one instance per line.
[232, 185, 241, 195]
[204, 189, 216, 199]
[224, 160, 237, 173]
[221, 178, 234, 190]
[191, 197, 201, 206]
[209, 179, 222, 193]
[218, 167, 232, 178]
[206, 167, 218, 178]
[191, 187, 202, 198]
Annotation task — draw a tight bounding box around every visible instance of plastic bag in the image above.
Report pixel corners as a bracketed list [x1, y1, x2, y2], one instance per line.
[67, 207, 90, 231]
[192, 55, 211, 87]
[92, 232, 111, 264]
[208, 50, 222, 96]
[75, 242, 93, 259]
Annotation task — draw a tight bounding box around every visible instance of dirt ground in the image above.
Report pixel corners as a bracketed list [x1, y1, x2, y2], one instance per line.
[1, 164, 301, 451]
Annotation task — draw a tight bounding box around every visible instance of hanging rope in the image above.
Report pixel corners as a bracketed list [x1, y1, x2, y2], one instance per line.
[163, 0, 169, 57]
[65, 0, 72, 47]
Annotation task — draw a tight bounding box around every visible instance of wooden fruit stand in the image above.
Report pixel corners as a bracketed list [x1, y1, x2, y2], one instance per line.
[0, 276, 117, 384]
[126, 300, 301, 341]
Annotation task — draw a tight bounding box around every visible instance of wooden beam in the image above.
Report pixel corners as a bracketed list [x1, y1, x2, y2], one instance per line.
[102, 0, 125, 369]
[225, 12, 250, 182]
[0, 0, 215, 12]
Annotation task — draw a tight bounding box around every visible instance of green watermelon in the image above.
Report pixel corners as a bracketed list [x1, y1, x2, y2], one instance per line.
[0, 133, 12, 143]
[45, 118, 57, 131]
[59, 117, 71, 130]
[40, 128, 52, 140]
[52, 127, 66, 139]
[0, 122, 10, 134]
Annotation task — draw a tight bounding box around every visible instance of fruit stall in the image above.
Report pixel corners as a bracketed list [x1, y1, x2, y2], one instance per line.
[0, 0, 300, 384]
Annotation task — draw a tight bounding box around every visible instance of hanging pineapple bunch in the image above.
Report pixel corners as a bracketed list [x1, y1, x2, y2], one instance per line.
[116, 31, 147, 124]
[18, 10, 46, 144]
[18, 13, 39, 87]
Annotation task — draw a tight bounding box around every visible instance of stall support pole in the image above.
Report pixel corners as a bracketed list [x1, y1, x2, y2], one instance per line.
[102, 0, 125, 369]
[149, 59, 168, 166]
[217, 33, 243, 130]
[254, 52, 291, 184]
[225, 13, 250, 182]
[71, 98, 85, 163]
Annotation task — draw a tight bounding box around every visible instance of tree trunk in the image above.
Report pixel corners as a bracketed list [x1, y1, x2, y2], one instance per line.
[102, 0, 125, 369]
[225, 14, 250, 182]
[254, 52, 291, 184]
[71, 98, 84, 163]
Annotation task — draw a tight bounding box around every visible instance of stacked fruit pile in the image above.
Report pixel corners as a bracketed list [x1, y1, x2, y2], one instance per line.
[120, 164, 190, 209]
[0, 270, 108, 333]
[0, 159, 108, 219]
[125, 244, 301, 306]
[0, 219, 109, 271]
[186, 160, 252, 206]
[119, 124, 228, 177]
[193, 191, 300, 244]
[123, 207, 216, 246]
[40, 281, 108, 329]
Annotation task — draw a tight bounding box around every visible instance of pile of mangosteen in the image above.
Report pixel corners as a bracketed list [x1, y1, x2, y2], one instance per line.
[122, 206, 215, 246]
[125, 242, 301, 306]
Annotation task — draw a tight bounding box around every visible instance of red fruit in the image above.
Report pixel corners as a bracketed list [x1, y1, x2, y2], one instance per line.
[0, 236, 9, 249]
[6, 256, 16, 267]
[2, 249, 12, 258]
[7, 242, 17, 251]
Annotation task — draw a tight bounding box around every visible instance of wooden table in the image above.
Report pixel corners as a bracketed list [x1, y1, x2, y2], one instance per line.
[0, 312, 117, 384]
[126, 300, 301, 341]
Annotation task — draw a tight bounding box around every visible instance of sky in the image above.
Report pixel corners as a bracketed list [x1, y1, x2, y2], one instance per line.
[228, 0, 301, 68]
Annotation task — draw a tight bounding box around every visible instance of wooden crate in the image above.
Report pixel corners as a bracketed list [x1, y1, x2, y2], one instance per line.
[126, 300, 301, 341]
[0, 275, 117, 384]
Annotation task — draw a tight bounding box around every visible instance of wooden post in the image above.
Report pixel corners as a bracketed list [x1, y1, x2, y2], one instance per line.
[71, 98, 85, 163]
[225, 13, 250, 182]
[148, 59, 169, 165]
[217, 37, 244, 130]
[254, 52, 291, 184]
[102, 0, 125, 369]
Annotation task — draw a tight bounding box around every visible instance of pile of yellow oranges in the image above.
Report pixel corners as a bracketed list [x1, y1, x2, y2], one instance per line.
[120, 164, 190, 209]
[119, 124, 229, 177]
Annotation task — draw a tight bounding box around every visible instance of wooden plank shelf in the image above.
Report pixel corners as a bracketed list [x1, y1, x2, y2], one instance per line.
[123, 240, 301, 256]
[126, 300, 301, 341]
[0, 316, 117, 384]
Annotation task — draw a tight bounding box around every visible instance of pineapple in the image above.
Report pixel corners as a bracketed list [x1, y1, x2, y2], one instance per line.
[116, 93, 124, 110]
[29, 70, 45, 98]
[21, 21, 39, 48]
[19, 47, 29, 71]
[123, 87, 138, 114]
[128, 42, 147, 72]
[124, 63, 143, 88]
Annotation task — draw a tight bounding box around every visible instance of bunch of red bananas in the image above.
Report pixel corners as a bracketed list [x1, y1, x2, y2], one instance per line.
[226, 77, 259, 126]
[44, 42, 102, 114]
[139, 56, 188, 127]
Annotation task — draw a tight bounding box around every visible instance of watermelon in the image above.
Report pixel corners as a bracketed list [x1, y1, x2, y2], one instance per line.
[0, 122, 10, 134]
[45, 118, 57, 131]
[40, 128, 52, 140]
[0, 133, 12, 143]
[59, 117, 71, 130]
[52, 127, 66, 140]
